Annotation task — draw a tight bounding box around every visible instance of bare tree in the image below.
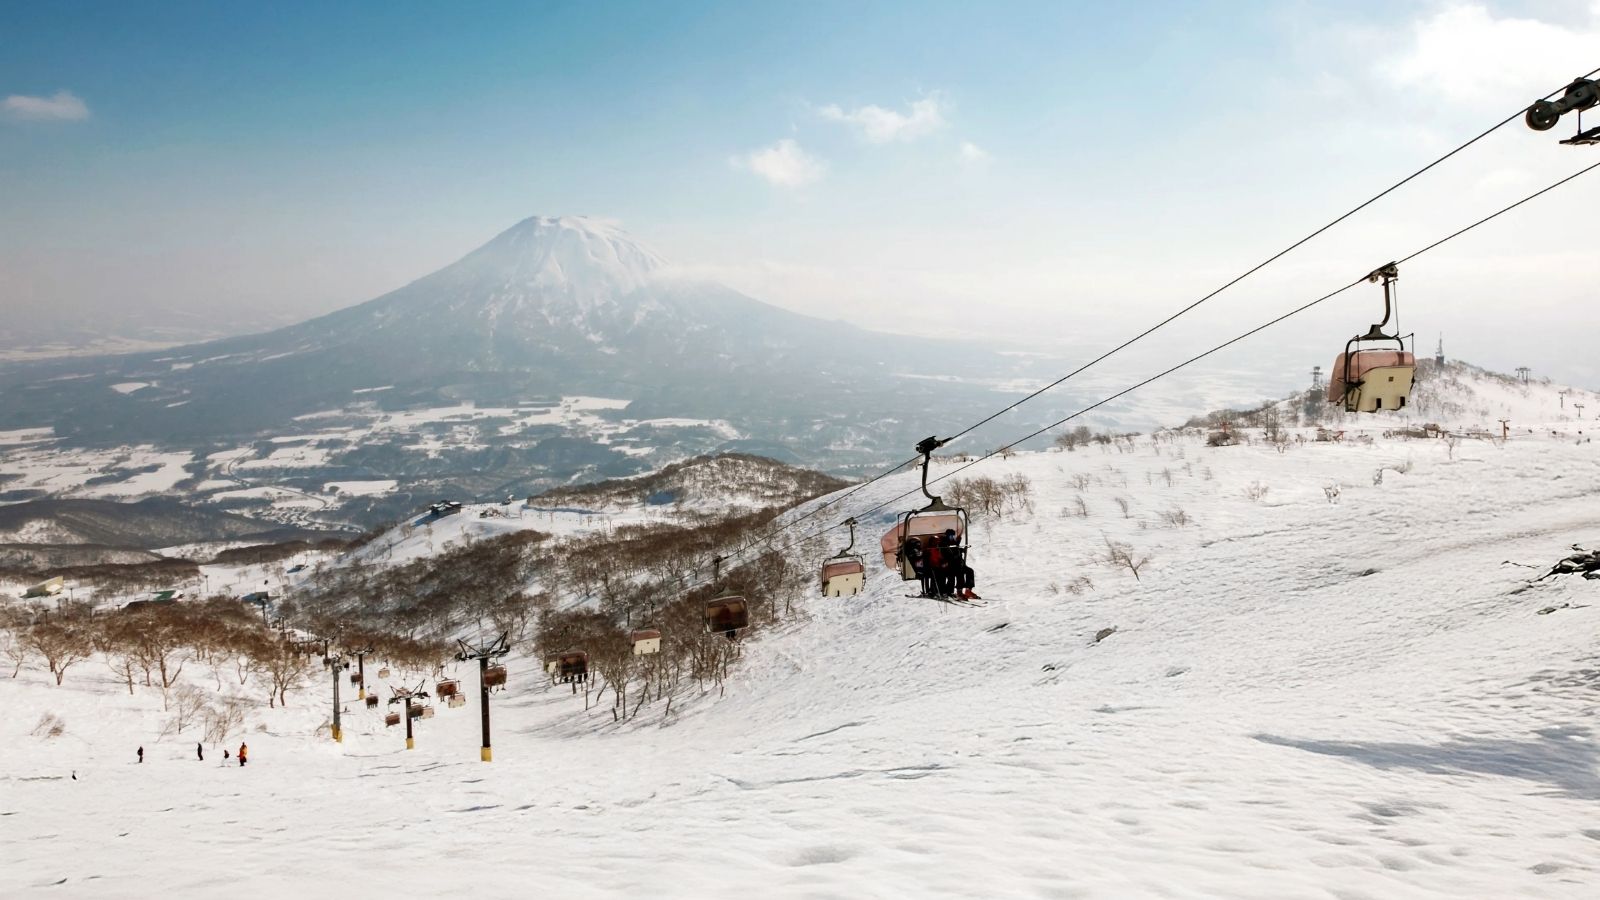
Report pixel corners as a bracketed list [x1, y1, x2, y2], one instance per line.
[249, 638, 313, 708]
[1104, 538, 1152, 582]
[204, 696, 252, 743]
[163, 684, 212, 736]
[0, 627, 27, 678]
[23, 621, 94, 686]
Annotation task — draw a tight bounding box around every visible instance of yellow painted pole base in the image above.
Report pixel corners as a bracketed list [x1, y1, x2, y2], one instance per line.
[406, 737, 415, 750]
[331, 725, 342, 742]
[480, 746, 492, 762]
[358, 687, 366, 700]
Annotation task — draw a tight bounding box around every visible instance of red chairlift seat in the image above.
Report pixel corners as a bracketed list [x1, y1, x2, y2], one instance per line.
[435, 679, 461, 698]
[1329, 263, 1417, 414]
[880, 509, 966, 580]
[820, 558, 866, 596]
[484, 665, 508, 688]
[446, 694, 466, 709]
[704, 597, 750, 637]
[820, 517, 866, 597]
[420, 705, 435, 719]
[377, 666, 391, 679]
[407, 704, 425, 719]
[385, 712, 401, 727]
[630, 629, 662, 656]
[366, 695, 380, 709]
[349, 672, 362, 685]
[548, 651, 589, 684]
[1328, 349, 1417, 413]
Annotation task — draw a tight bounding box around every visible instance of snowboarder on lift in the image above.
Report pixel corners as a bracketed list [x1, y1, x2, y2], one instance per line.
[904, 537, 934, 597]
[940, 529, 979, 600]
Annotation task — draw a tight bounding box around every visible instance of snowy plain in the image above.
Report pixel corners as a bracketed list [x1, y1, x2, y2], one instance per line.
[4, 403, 1599, 897]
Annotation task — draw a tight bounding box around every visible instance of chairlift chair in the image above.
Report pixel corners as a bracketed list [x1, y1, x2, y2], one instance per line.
[1328, 263, 1416, 414]
[447, 694, 466, 709]
[377, 666, 391, 679]
[420, 705, 435, 720]
[547, 651, 589, 684]
[349, 672, 362, 686]
[385, 712, 401, 727]
[484, 665, 508, 688]
[435, 679, 460, 699]
[366, 695, 380, 709]
[880, 437, 970, 591]
[702, 556, 750, 639]
[630, 629, 662, 656]
[820, 517, 866, 598]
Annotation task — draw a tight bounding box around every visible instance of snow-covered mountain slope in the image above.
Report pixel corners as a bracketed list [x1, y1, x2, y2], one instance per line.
[6, 411, 1599, 897]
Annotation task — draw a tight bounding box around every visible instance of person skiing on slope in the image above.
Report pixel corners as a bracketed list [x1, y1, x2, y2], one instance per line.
[136, 746, 143, 764]
[238, 742, 248, 767]
[196, 742, 204, 762]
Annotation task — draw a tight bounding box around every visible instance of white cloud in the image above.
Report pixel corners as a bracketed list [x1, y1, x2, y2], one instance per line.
[731, 138, 826, 188]
[2, 90, 90, 122]
[958, 141, 992, 165]
[819, 95, 947, 143]
[1380, 4, 1600, 107]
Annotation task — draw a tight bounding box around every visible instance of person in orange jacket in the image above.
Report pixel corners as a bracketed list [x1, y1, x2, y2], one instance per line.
[238, 742, 249, 767]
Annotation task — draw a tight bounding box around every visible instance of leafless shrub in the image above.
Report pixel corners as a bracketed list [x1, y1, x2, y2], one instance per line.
[1104, 538, 1152, 581]
[947, 474, 1034, 520]
[1323, 484, 1341, 504]
[30, 712, 66, 738]
[1244, 480, 1270, 503]
[1113, 496, 1131, 518]
[1068, 473, 1091, 490]
[1069, 496, 1089, 518]
[1, 628, 27, 678]
[1062, 575, 1094, 595]
[1160, 468, 1174, 487]
[163, 684, 211, 736]
[204, 696, 252, 743]
[1158, 508, 1191, 528]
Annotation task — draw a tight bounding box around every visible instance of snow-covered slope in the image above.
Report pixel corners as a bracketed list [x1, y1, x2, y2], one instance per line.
[6, 406, 1599, 896]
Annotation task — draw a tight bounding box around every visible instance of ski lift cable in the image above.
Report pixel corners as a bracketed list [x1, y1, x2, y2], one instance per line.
[678, 71, 1599, 591]
[931, 64, 1600, 452]
[722, 156, 1600, 572]
[691, 64, 1599, 575]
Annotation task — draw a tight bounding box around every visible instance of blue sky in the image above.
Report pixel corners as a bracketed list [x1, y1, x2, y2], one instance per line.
[3, 1, 1599, 384]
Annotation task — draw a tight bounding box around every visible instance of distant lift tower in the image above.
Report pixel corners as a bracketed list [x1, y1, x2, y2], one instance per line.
[1310, 366, 1324, 391]
[1516, 367, 1532, 385]
[1434, 335, 1445, 367]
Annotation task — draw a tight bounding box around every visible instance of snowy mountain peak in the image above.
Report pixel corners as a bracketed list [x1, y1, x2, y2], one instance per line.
[438, 215, 669, 304]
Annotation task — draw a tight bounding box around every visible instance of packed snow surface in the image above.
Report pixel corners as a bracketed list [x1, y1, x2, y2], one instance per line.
[5, 423, 1599, 897]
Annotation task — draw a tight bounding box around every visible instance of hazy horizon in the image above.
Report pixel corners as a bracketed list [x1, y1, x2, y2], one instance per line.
[4, 2, 1598, 387]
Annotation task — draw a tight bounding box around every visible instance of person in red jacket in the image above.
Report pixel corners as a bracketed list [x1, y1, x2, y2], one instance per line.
[238, 742, 249, 767]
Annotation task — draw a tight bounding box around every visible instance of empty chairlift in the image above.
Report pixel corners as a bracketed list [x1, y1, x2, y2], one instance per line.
[820, 517, 866, 598]
[435, 678, 461, 699]
[1329, 263, 1417, 414]
[483, 664, 508, 688]
[631, 629, 662, 656]
[880, 437, 970, 595]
